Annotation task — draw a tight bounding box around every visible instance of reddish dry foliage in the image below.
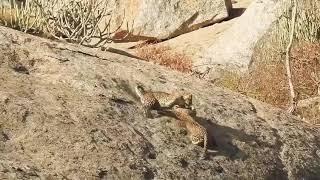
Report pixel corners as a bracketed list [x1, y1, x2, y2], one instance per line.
[291, 42, 320, 99]
[135, 45, 192, 73]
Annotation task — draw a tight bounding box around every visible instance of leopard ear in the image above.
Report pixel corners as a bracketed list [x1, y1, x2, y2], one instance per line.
[135, 84, 145, 97]
[135, 85, 144, 91]
[183, 94, 192, 101]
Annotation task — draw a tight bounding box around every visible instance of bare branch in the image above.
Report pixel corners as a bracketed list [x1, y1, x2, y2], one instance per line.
[286, 0, 298, 114]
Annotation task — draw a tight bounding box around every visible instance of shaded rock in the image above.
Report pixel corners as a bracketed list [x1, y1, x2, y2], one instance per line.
[0, 26, 319, 179]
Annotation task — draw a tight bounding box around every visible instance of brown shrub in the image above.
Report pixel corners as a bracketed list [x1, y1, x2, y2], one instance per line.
[135, 45, 192, 73]
[291, 42, 320, 99]
[241, 61, 289, 108]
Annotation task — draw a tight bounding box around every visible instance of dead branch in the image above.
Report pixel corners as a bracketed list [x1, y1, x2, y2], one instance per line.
[45, 0, 130, 48]
[286, 0, 298, 114]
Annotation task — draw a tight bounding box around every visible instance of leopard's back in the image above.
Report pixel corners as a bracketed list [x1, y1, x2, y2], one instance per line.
[142, 92, 161, 109]
[153, 92, 183, 108]
[152, 91, 192, 108]
[152, 91, 175, 106]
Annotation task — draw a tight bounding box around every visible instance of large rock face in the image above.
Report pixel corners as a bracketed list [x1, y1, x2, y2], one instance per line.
[193, 0, 286, 73]
[146, 0, 251, 62]
[110, 0, 232, 41]
[0, 26, 320, 179]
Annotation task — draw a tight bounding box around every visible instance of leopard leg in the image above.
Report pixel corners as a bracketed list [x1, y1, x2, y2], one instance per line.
[190, 105, 197, 117]
[143, 106, 153, 118]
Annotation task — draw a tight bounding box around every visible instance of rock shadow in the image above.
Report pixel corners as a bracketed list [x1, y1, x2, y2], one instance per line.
[195, 116, 257, 160]
[226, 8, 247, 21]
[196, 7, 247, 30]
[158, 110, 250, 160]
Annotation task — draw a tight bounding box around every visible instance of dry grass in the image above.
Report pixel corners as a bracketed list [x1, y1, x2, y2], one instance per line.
[215, 62, 289, 108]
[214, 70, 242, 92]
[229, 0, 320, 125]
[0, 0, 118, 47]
[243, 61, 289, 108]
[296, 105, 320, 125]
[291, 42, 320, 99]
[217, 42, 320, 124]
[275, 0, 320, 48]
[135, 45, 192, 73]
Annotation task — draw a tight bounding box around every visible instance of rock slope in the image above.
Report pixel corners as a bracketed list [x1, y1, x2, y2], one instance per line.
[0, 26, 319, 179]
[193, 0, 287, 73]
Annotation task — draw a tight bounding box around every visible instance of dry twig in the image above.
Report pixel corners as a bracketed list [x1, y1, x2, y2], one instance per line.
[285, 0, 298, 114]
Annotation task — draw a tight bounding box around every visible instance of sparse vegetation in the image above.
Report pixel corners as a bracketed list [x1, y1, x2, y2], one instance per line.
[216, 42, 320, 125]
[135, 45, 192, 73]
[0, 0, 47, 34]
[0, 0, 126, 47]
[216, 0, 320, 125]
[277, 0, 320, 45]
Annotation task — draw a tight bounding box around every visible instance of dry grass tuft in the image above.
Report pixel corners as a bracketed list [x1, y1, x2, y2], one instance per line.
[135, 45, 192, 73]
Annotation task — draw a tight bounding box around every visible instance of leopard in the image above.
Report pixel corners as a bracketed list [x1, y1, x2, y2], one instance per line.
[135, 85, 161, 118]
[135, 84, 193, 118]
[171, 105, 208, 159]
